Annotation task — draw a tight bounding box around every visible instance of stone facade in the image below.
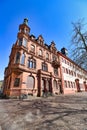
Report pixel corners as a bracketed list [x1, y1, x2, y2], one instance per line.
[3, 19, 62, 97]
[3, 19, 87, 97]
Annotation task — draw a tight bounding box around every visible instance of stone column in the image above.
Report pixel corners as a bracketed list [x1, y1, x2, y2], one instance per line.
[37, 70, 41, 97]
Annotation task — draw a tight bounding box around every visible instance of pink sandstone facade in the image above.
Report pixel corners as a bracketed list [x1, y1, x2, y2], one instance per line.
[3, 19, 87, 97]
[3, 19, 62, 97]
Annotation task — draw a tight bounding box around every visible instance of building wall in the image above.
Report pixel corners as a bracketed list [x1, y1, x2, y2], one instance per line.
[3, 19, 62, 97]
[59, 53, 87, 94]
[3, 19, 87, 97]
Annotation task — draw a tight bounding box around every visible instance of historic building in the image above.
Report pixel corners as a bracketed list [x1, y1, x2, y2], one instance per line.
[3, 18, 62, 97]
[58, 48, 87, 94]
[3, 18, 87, 97]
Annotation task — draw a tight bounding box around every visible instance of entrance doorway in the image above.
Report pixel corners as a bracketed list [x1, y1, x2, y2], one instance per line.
[41, 78, 52, 96]
[75, 79, 80, 92]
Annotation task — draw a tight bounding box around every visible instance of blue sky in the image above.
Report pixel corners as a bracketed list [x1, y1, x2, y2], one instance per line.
[0, 0, 87, 80]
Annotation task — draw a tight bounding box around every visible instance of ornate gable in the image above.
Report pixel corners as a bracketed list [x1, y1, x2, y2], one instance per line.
[50, 41, 57, 53]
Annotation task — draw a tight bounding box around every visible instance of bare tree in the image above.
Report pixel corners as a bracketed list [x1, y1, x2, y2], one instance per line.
[70, 19, 87, 70]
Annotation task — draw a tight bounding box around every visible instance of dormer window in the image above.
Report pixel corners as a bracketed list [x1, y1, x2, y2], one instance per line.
[37, 35, 44, 45]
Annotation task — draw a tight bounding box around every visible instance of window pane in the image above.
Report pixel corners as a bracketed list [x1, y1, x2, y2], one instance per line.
[23, 38, 27, 47]
[30, 61, 33, 68]
[42, 63, 48, 71]
[28, 58, 36, 69]
[18, 38, 22, 46]
[33, 60, 36, 68]
[65, 81, 67, 88]
[15, 52, 20, 63]
[31, 45, 35, 52]
[54, 68, 58, 75]
[20, 53, 25, 65]
[39, 49, 42, 55]
[14, 78, 20, 87]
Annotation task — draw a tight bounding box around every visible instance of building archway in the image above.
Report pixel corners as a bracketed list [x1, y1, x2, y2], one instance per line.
[27, 75, 35, 89]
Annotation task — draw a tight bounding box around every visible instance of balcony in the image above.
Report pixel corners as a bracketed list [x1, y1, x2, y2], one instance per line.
[11, 64, 25, 73]
[11, 63, 37, 74]
[52, 60, 60, 68]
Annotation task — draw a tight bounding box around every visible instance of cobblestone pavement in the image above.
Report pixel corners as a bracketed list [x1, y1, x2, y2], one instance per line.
[0, 92, 87, 130]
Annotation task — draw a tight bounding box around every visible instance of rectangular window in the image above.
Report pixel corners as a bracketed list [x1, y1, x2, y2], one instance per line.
[65, 80, 67, 88]
[18, 38, 22, 46]
[27, 59, 36, 69]
[14, 78, 20, 87]
[54, 68, 58, 75]
[52, 55, 57, 61]
[68, 81, 70, 88]
[42, 63, 48, 71]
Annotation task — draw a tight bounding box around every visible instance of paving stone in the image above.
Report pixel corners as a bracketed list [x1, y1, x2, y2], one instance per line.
[0, 92, 87, 130]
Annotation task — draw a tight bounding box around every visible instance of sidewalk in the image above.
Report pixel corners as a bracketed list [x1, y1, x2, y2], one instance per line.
[0, 92, 87, 130]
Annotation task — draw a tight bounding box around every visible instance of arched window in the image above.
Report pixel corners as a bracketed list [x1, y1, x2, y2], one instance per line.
[42, 62, 48, 71]
[39, 49, 42, 56]
[20, 53, 25, 65]
[23, 38, 27, 47]
[64, 80, 67, 88]
[27, 58, 36, 69]
[27, 76, 35, 88]
[15, 52, 20, 63]
[31, 44, 35, 52]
